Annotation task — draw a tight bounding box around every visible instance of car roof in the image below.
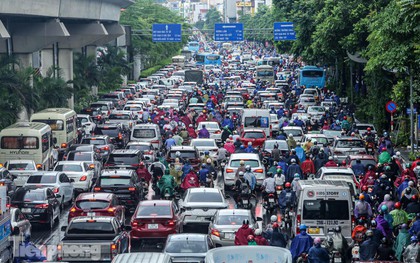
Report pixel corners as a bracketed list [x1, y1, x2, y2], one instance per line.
[101, 170, 134, 176]
[71, 216, 115, 223]
[7, 160, 34, 164]
[84, 135, 108, 139]
[187, 187, 220, 194]
[347, 154, 376, 160]
[139, 200, 172, 206]
[336, 136, 363, 141]
[76, 192, 114, 201]
[217, 209, 250, 216]
[110, 149, 141, 155]
[167, 233, 207, 242]
[230, 153, 260, 159]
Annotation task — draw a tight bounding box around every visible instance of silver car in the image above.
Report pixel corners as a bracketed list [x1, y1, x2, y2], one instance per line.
[164, 233, 214, 262]
[224, 153, 265, 188]
[126, 141, 156, 163]
[332, 137, 366, 161]
[5, 160, 39, 187]
[178, 188, 228, 233]
[190, 138, 218, 159]
[209, 209, 258, 247]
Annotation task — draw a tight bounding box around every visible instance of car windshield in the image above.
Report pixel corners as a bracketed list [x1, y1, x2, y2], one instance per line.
[94, 127, 119, 137]
[216, 215, 249, 225]
[8, 163, 35, 170]
[81, 138, 106, 145]
[187, 192, 223, 202]
[54, 164, 83, 172]
[191, 141, 216, 147]
[350, 160, 376, 168]
[76, 200, 110, 210]
[107, 154, 139, 165]
[308, 107, 325, 112]
[199, 123, 219, 130]
[27, 175, 56, 184]
[90, 104, 108, 111]
[67, 152, 92, 161]
[109, 114, 130, 120]
[169, 151, 197, 159]
[132, 129, 156, 139]
[136, 205, 171, 217]
[13, 190, 45, 202]
[99, 177, 131, 186]
[303, 200, 349, 220]
[322, 130, 342, 137]
[165, 240, 207, 253]
[229, 159, 259, 168]
[284, 129, 302, 136]
[356, 125, 375, 131]
[243, 132, 265, 139]
[67, 222, 115, 235]
[335, 140, 364, 148]
[308, 137, 328, 145]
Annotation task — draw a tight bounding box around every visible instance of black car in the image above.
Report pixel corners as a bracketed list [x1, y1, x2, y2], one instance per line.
[105, 149, 143, 170]
[93, 124, 129, 149]
[93, 169, 143, 212]
[11, 186, 61, 229]
[80, 107, 105, 124]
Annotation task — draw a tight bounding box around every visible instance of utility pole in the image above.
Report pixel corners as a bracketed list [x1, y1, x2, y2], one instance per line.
[410, 65, 415, 154]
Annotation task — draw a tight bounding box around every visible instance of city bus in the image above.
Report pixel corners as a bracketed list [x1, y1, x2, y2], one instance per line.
[195, 53, 222, 66]
[255, 65, 275, 83]
[299, 66, 326, 88]
[0, 122, 54, 170]
[181, 50, 193, 60]
[171, 55, 186, 68]
[30, 108, 77, 159]
[188, 41, 200, 52]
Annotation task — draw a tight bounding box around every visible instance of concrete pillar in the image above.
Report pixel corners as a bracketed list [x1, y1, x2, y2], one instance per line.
[85, 45, 98, 96]
[40, 48, 55, 77]
[133, 54, 141, 81]
[58, 49, 74, 109]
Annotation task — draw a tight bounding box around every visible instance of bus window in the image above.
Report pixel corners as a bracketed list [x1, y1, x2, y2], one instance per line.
[33, 119, 64, 131]
[42, 133, 50, 152]
[302, 71, 324, 77]
[1, 136, 38, 149]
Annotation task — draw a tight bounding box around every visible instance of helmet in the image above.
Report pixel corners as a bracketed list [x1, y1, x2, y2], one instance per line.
[366, 230, 373, 237]
[384, 194, 391, 201]
[272, 222, 279, 229]
[254, 229, 262, 236]
[248, 142, 252, 146]
[394, 202, 401, 209]
[245, 165, 251, 171]
[291, 158, 296, 163]
[270, 215, 278, 223]
[247, 235, 255, 241]
[362, 185, 368, 192]
[139, 162, 145, 166]
[204, 150, 209, 155]
[289, 133, 293, 137]
[238, 171, 244, 177]
[201, 163, 206, 168]
[206, 158, 212, 164]
[381, 205, 388, 213]
[285, 182, 291, 188]
[358, 219, 365, 226]
[242, 219, 250, 225]
[367, 127, 371, 131]
[371, 220, 377, 227]
[240, 160, 245, 165]
[314, 237, 322, 245]
[175, 151, 181, 157]
[401, 223, 408, 229]
[294, 173, 300, 178]
[343, 116, 347, 120]
[359, 194, 365, 200]
[411, 236, 418, 242]
[299, 224, 307, 231]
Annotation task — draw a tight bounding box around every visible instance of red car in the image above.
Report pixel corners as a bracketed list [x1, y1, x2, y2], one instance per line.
[68, 193, 125, 225]
[345, 155, 377, 170]
[239, 129, 267, 147]
[130, 200, 179, 240]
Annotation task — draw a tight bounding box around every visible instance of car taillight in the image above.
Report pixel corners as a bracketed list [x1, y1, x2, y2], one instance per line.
[35, 204, 49, 209]
[103, 146, 110, 151]
[351, 215, 355, 229]
[80, 175, 87, 181]
[128, 187, 136, 191]
[165, 220, 176, 226]
[211, 228, 220, 237]
[70, 207, 77, 213]
[276, 186, 282, 190]
[270, 125, 272, 137]
[118, 133, 123, 140]
[36, 164, 43, 170]
[226, 168, 234, 173]
[61, 143, 67, 148]
[110, 243, 118, 259]
[296, 214, 301, 234]
[214, 130, 221, 134]
[254, 169, 263, 173]
[94, 187, 101, 191]
[107, 207, 116, 213]
[53, 187, 59, 194]
[151, 140, 159, 144]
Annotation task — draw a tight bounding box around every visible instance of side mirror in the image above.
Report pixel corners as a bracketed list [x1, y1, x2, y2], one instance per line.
[124, 225, 132, 231]
[256, 217, 263, 222]
[61, 226, 67, 232]
[70, 179, 75, 183]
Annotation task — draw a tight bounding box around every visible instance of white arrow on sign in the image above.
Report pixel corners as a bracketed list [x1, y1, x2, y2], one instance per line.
[166, 25, 169, 31]
[222, 25, 237, 29]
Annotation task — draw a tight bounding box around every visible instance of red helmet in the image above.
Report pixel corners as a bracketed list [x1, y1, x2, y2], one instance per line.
[139, 162, 145, 166]
[367, 127, 372, 131]
[343, 116, 347, 120]
[247, 235, 255, 241]
[285, 182, 291, 188]
[362, 185, 368, 192]
[272, 222, 279, 228]
[394, 202, 402, 209]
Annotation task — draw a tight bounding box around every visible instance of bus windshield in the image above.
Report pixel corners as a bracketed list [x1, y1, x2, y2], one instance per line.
[302, 70, 324, 78]
[32, 119, 64, 131]
[1, 137, 39, 149]
[207, 55, 220, 61]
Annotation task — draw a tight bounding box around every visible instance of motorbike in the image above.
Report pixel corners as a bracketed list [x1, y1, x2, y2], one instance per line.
[297, 253, 308, 263]
[275, 185, 282, 196]
[238, 193, 252, 209]
[161, 186, 176, 200]
[366, 142, 375, 156]
[152, 175, 162, 196]
[351, 242, 360, 262]
[264, 193, 277, 216]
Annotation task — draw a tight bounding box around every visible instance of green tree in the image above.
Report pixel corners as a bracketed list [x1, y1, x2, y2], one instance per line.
[73, 53, 100, 111]
[97, 45, 131, 92]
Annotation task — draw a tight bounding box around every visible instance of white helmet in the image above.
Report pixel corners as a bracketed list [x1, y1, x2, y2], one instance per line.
[270, 215, 278, 223]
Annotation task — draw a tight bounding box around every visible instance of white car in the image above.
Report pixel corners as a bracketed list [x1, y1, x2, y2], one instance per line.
[77, 114, 97, 135]
[196, 122, 222, 143]
[270, 114, 280, 135]
[10, 207, 31, 237]
[190, 139, 218, 159]
[4, 160, 39, 187]
[307, 106, 326, 124]
[282, 126, 304, 142]
[53, 161, 94, 192]
[24, 172, 74, 206]
[126, 141, 156, 163]
[224, 153, 265, 189]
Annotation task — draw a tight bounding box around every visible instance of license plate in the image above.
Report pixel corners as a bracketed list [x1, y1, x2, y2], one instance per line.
[87, 212, 96, 217]
[276, 191, 281, 194]
[269, 198, 275, 203]
[335, 258, 342, 263]
[148, 224, 158, 229]
[308, 228, 320, 234]
[242, 199, 249, 204]
[224, 233, 234, 239]
[22, 208, 31, 213]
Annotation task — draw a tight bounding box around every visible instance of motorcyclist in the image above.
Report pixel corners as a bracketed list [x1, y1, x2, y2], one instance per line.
[187, 124, 197, 139]
[393, 224, 411, 261]
[376, 205, 393, 240]
[247, 235, 257, 246]
[285, 158, 302, 182]
[261, 172, 276, 201]
[375, 238, 396, 261]
[234, 171, 250, 206]
[354, 194, 373, 220]
[278, 182, 296, 215]
[136, 161, 152, 183]
[269, 222, 288, 248]
[324, 226, 349, 262]
[389, 201, 408, 229]
[352, 219, 367, 243]
[245, 142, 255, 153]
[409, 213, 420, 236]
[254, 228, 269, 246]
[235, 160, 246, 181]
[157, 173, 177, 198]
[360, 185, 373, 204]
[286, 133, 297, 149]
[402, 235, 419, 262]
[180, 170, 199, 190]
[300, 154, 315, 179]
[198, 163, 209, 186]
[234, 219, 254, 246]
[324, 156, 337, 167]
[308, 237, 330, 263]
[290, 224, 314, 262]
[198, 124, 210, 138]
[352, 159, 365, 178]
[243, 165, 256, 193]
[359, 230, 378, 261]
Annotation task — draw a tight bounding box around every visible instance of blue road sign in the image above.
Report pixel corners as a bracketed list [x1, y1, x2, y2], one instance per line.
[152, 24, 182, 42]
[406, 108, 417, 114]
[214, 23, 243, 42]
[274, 22, 296, 41]
[385, 101, 397, 113]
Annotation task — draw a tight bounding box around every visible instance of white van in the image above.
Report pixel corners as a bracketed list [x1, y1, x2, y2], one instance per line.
[293, 180, 353, 242]
[130, 124, 162, 150]
[205, 246, 292, 263]
[241, 109, 272, 137]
